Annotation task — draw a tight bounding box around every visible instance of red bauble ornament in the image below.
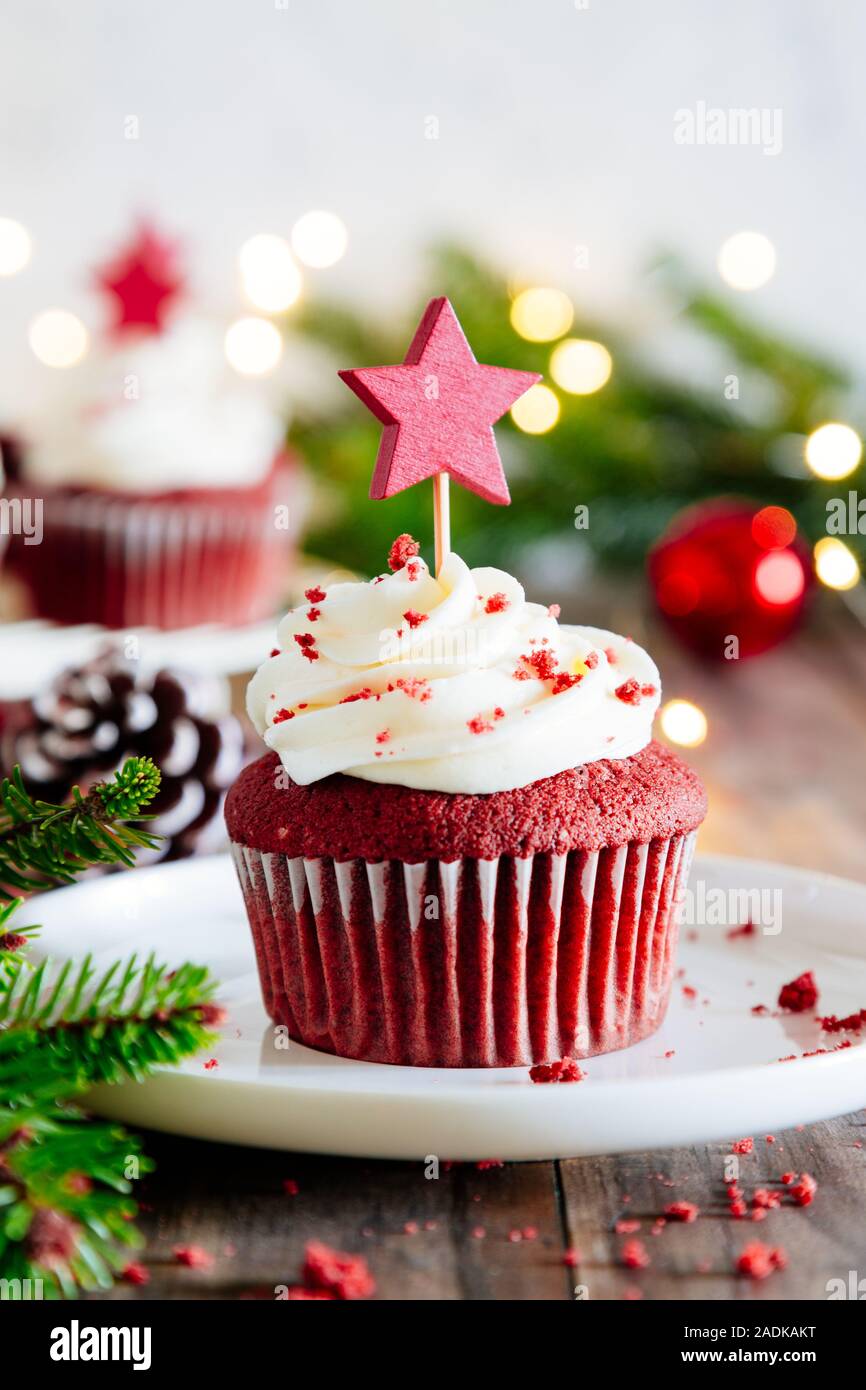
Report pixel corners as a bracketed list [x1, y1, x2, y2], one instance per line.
[647, 500, 811, 660]
[339, 297, 539, 505]
[94, 222, 184, 335]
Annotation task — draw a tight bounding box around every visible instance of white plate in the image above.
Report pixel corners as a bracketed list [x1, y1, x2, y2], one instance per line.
[0, 617, 277, 698]
[22, 853, 866, 1160]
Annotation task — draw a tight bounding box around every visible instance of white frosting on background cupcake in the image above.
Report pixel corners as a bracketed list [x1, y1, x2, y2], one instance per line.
[23, 318, 285, 494]
[248, 550, 661, 795]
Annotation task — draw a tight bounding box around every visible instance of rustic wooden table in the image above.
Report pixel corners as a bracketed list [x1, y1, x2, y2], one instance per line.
[110, 604, 866, 1302]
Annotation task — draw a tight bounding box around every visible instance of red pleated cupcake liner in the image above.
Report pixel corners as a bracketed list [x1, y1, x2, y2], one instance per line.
[7, 472, 296, 629]
[230, 831, 697, 1068]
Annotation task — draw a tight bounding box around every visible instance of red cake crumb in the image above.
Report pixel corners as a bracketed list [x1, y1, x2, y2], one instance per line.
[269, 647, 280, 657]
[620, 1238, 650, 1270]
[402, 609, 428, 629]
[272, 708, 294, 724]
[282, 1178, 299, 1196]
[484, 592, 510, 614]
[780, 1172, 795, 1185]
[641, 683, 657, 698]
[731, 1137, 754, 1155]
[583, 650, 599, 669]
[303, 1240, 375, 1300]
[375, 730, 391, 745]
[788, 1173, 817, 1207]
[405, 560, 421, 581]
[818, 1008, 866, 1033]
[729, 1198, 748, 1218]
[467, 715, 494, 735]
[765, 1134, 776, 1144]
[614, 678, 643, 705]
[293, 633, 319, 662]
[665, 1201, 699, 1223]
[203, 1057, 218, 1070]
[340, 687, 376, 704]
[122, 1262, 150, 1286]
[736, 1241, 787, 1280]
[305, 586, 327, 604]
[682, 984, 697, 1000]
[778, 970, 819, 1013]
[173, 1245, 214, 1269]
[516, 648, 559, 682]
[551, 671, 583, 695]
[562, 1247, 580, 1268]
[751, 1004, 768, 1015]
[727, 919, 755, 939]
[751, 1189, 781, 1210]
[547, 603, 561, 618]
[388, 534, 420, 572]
[395, 676, 432, 702]
[529, 1057, 586, 1083]
[475, 1159, 504, 1170]
[306, 607, 320, 622]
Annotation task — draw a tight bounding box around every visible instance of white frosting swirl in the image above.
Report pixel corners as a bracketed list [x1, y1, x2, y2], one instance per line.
[247, 551, 661, 795]
[23, 319, 284, 493]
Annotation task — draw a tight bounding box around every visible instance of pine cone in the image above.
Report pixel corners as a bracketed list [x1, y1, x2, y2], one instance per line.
[3, 648, 245, 862]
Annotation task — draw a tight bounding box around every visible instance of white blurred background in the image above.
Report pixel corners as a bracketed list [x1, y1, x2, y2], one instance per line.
[0, 0, 864, 420]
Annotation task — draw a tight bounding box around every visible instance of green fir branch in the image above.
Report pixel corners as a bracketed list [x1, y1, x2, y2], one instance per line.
[0, 757, 163, 900]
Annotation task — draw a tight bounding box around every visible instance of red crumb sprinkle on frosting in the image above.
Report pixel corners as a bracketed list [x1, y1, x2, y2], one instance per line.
[269, 647, 280, 658]
[388, 534, 421, 572]
[305, 586, 327, 604]
[529, 1057, 586, 1083]
[777, 971, 819, 1013]
[272, 708, 294, 723]
[614, 678, 643, 705]
[306, 608, 321, 622]
[293, 633, 319, 662]
[402, 609, 428, 629]
[665, 1201, 700, 1223]
[736, 1241, 787, 1280]
[395, 676, 432, 702]
[484, 592, 510, 614]
[375, 729, 391, 745]
[620, 1238, 650, 1270]
[302, 1240, 375, 1300]
[340, 687, 377, 704]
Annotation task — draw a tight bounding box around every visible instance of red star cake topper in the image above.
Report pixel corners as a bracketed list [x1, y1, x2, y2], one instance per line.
[340, 297, 539, 574]
[94, 222, 184, 336]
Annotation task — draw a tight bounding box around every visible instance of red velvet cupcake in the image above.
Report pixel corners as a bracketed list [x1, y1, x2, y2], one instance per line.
[9, 313, 298, 630]
[225, 541, 707, 1068]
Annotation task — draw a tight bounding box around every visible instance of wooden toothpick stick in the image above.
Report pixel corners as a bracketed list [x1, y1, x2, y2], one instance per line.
[433, 472, 450, 577]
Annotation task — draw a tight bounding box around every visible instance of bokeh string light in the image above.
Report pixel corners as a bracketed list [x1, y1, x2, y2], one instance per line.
[239, 234, 302, 313]
[660, 699, 708, 748]
[291, 211, 348, 269]
[717, 231, 776, 291]
[28, 310, 88, 368]
[549, 338, 612, 395]
[224, 316, 283, 375]
[510, 287, 573, 342]
[804, 422, 862, 481]
[813, 536, 860, 591]
[0, 217, 31, 276]
[510, 382, 560, 433]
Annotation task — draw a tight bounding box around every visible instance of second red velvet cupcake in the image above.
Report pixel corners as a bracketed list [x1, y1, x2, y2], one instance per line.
[225, 540, 706, 1068]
